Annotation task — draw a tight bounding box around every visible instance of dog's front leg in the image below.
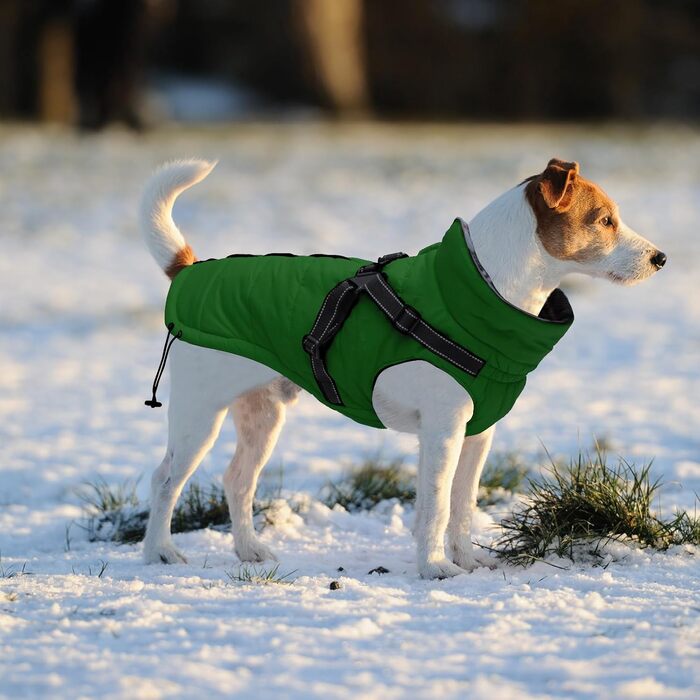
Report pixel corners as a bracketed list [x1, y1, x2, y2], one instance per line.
[373, 361, 474, 579]
[447, 426, 495, 570]
[416, 404, 474, 579]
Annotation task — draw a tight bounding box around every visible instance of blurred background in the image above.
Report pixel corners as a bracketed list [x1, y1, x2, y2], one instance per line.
[1, 0, 699, 511]
[0, 0, 698, 127]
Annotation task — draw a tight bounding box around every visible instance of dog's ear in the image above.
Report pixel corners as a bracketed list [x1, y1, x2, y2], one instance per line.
[538, 159, 579, 210]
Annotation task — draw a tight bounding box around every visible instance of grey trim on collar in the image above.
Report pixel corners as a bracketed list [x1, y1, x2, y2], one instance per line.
[457, 217, 573, 325]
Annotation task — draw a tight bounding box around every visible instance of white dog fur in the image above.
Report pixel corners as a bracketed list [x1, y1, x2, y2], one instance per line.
[140, 159, 664, 579]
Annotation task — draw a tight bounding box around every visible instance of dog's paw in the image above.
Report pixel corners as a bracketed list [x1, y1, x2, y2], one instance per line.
[418, 558, 467, 580]
[449, 538, 498, 572]
[143, 542, 188, 565]
[472, 548, 499, 570]
[450, 548, 498, 572]
[235, 538, 277, 563]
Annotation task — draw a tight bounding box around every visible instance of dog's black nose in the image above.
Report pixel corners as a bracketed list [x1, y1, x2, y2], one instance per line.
[650, 251, 667, 269]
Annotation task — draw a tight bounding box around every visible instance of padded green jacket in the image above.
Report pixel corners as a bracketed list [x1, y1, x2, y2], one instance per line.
[164, 219, 574, 435]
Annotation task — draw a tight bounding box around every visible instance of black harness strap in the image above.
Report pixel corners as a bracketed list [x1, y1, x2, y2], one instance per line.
[302, 253, 485, 406]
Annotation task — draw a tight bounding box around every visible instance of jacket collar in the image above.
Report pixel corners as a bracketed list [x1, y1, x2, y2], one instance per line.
[432, 218, 574, 378]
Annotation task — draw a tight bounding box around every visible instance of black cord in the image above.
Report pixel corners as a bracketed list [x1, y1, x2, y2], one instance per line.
[145, 323, 181, 408]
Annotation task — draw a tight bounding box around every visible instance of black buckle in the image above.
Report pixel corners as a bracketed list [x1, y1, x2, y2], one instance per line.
[393, 305, 421, 335]
[355, 262, 381, 277]
[356, 252, 407, 277]
[302, 334, 321, 356]
[378, 252, 407, 265]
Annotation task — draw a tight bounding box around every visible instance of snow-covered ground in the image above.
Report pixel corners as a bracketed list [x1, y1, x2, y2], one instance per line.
[1, 123, 699, 699]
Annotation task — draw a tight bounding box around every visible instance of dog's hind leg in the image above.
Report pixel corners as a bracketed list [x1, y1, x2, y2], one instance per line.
[447, 425, 495, 570]
[224, 379, 295, 563]
[143, 377, 229, 565]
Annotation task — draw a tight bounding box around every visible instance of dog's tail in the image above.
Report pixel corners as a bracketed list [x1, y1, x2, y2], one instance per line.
[140, 159, 216, 279]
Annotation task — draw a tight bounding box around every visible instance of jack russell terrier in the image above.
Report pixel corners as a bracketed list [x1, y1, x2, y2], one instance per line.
[139, 158, 665, 579]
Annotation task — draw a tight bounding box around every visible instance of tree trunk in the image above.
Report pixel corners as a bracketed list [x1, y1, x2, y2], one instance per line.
[38, 20, 75, 124]
[296, 0, 369, 116]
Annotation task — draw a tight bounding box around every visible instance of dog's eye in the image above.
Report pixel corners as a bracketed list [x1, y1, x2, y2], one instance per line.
[601, 216, 613, 227]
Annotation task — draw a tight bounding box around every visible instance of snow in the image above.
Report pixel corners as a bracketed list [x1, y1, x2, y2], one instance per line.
[1, 123, 699, 698]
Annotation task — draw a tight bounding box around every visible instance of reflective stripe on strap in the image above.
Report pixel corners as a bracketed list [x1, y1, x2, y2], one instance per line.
[302, 254, 485, 406]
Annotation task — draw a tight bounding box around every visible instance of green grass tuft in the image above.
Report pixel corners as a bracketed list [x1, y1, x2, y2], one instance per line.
[662, 507, 700, 546]
[0, 554, 30, 579]
[77, 477, 140, 514]
[493, 448, 700, 566]
[478, 452, 530, 506]
[322, 452, 529, 513]
[321, 458, 416, 511]
[71, 560, 109, 578]
[171, 483, 231, 535]
[80, 475, 293, 544]
[225, 563, 296, 585]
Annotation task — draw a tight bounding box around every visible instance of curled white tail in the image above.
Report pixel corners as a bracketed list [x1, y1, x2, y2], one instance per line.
[140, 159, 216, 272]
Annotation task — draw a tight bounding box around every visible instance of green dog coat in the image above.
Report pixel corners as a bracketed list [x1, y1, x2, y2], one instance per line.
[160, 219, 574, 435]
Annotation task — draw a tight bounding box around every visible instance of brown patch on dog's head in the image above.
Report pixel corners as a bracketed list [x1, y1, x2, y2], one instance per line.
[165, 244, 197, 279]
[525, 158, 620, 262]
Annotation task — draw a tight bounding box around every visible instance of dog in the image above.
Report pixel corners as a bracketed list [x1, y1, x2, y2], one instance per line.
[139, 158, 665, 579]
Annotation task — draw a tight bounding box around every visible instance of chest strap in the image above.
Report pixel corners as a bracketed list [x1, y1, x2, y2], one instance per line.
[302, 253, 485, 406]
